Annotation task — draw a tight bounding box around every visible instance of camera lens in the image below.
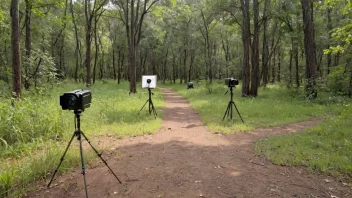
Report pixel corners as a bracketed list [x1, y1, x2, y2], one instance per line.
[66, 94, 78, 108]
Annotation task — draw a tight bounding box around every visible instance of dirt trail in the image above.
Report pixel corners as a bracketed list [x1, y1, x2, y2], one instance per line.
[26, 88, 351, 198]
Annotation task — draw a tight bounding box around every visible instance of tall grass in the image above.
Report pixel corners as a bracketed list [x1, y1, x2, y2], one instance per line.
[165, 81, 346, 133]
[0, 80, 164, 196]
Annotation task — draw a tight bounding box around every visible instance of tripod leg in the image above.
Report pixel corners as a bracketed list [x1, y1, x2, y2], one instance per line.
[80, 132, 122, 184]
[231, 102, 245, 123]
[230, 101, 233, 119]
[47, 132, 76, 188]
[137, 99, 149, 115]
[149, 99, 157, 119]
[78, 132, 89, 198]
[148, 99, 151, 114]
[222, 103, 231, 120]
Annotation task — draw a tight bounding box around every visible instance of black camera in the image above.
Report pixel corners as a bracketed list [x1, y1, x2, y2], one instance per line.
[225, 78, 239, 87]
[147, 79, 151, 84]
[187, 82, 194, 89]
[60, 90, 91, 111]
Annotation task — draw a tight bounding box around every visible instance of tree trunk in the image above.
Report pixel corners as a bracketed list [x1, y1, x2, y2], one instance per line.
[327, 7, 332, 75]
[250, 0, 259, 96]
[11, 0, 21, 98]
[301, 0, 317, 97]
[349, 69, 352, 98]
[71, 0, 80, 82]
[188, 50, 195, 82]
[24, 0, 31, 90]
[272, 50, 276, 84]
[277, 44, 281, 82]
[172, 53, 176, 84]
[241, 0, 251, 96]
[163, 48, 168, 84]
[85, 0, 92, 86]
[261, 0, 270, 87]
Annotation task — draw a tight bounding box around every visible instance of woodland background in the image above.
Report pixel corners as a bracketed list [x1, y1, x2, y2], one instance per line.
[1, 0, 352, 98]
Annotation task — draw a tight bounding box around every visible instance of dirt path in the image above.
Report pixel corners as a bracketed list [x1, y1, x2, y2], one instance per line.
[26, 88, 351, 198]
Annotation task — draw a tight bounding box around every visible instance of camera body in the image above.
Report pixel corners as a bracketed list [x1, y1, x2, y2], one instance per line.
[187, 82, 194, 89]
[60, 90, 91, 111]
[225, 78, 239, 87]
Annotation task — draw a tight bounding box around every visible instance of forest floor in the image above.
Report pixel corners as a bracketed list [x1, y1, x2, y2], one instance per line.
[25, 88, 352, 198]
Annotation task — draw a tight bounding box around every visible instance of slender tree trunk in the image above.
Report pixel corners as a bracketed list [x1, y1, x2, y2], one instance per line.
[272, 50, 276, 83]
[172, 53, 176, 84]
[70, 0, 80, 82]
[100, 34, 104, 80]
[301, 0, 317, 97]
[294, 41, 300, 88]
[327, 7, 332, 75]
[261, 0, 270, 87]
[349, 69, 352, 98]
[163, 48, 169, 84]
[241, 0, 251, 96]
[188, 50, 194, 82]
[85, 0, 92, 85]
[250, 0, 260, 96]
[24, 0, 31, 90]
[113, 48, 116, 80]
[11, 0, 21, 98]
[277, 44, 281, 82]
[93, 20, 99, 84]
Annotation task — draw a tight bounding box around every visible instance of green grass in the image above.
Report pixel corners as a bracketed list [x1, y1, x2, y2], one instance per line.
[0, 80, 164, 196]
[164, 81, 343, 133]
[255, 104, 352, 178]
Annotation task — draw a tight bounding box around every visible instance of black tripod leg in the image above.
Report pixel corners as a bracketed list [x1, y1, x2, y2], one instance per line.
[137, 99, 149, 115]
[80, 132, 122, 184]
[232, 102, 245, 123]
[47, 132, 76, 188]
[222, 103, 231, 120]
[78, 132, 89, 198]
[149, 100, 157, 119]
[230, 101, 233, 119]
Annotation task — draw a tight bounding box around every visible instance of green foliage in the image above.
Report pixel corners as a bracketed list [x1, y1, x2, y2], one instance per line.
[327, 65, 350, 95]
[255, 104, 352, 177]
[0, 80, 164, 196]
[165, 81, 341, 133]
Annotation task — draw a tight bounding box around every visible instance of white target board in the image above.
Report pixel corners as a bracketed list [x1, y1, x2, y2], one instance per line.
[142, 75, 157, 89]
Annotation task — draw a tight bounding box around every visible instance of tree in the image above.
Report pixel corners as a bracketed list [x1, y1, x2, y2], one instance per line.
[10, 0, 21, 99]
[84, 0, 107, 86]
[114, 0, 159, 93]
[249, 0, 259, 96]
[301, 0, 317, 98]
[240, 0, 250, 96]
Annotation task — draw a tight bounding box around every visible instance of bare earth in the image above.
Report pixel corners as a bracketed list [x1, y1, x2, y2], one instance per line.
[26, 88, 352, 198]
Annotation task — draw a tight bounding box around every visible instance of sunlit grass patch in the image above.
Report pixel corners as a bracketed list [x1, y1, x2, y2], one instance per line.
[255, 104, 352, 177]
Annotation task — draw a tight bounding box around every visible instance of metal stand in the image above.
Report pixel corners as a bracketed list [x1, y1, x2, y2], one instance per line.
[222, 87, 245, 123]
[47, 110, 121, 198]
[137, 88, 157, 119]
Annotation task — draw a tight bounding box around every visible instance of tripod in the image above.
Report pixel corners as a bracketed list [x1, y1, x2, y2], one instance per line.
[222, 86, 244, 123]
[137, 88, 157, 119]
[47, 110, 121, 198]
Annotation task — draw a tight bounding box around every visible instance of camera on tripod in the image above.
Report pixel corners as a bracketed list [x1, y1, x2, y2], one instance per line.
[60, 89, 91, 111]
[224, 78, 239, 87]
